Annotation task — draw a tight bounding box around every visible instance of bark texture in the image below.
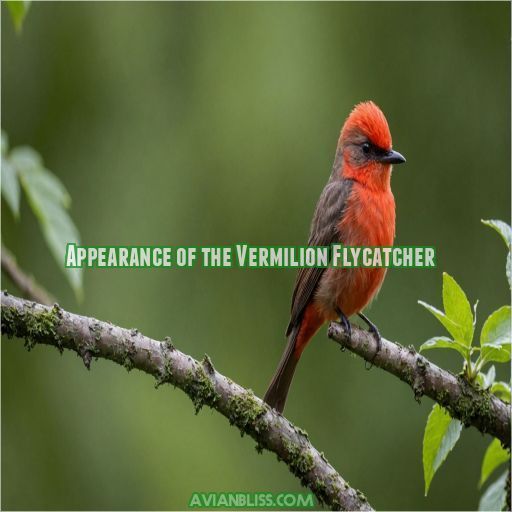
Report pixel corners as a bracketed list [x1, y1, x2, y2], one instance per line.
[328, 321, 510, 448]
[1, 292, 372, 511]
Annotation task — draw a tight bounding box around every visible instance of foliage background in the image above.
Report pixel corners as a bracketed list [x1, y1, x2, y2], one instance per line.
[1, 2, 510, 510]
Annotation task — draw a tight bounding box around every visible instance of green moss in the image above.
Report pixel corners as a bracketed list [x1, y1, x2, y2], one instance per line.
[412, 357, 429, 403]
[163, 336, 175, 351]
[448, 376, 494, 429]
[1, 303, 61, 351]
[329, 485, 342, 511]
[183, 365, 219, 414]
[120, 339, 136, 372]
[202, 354, 215, 374]
[155, 351, 174, 389]
[416, 358, 427, 370]
[310, 477, 329, 507]
[227, 390, 267, 435]
[313, 477, 326, 494]
[356, 488, 368, 503]
[283, 438, 314, 482]
[295, 426, 309, 439]
[331, 498, 342, 511]
[89, 322, 102, 342]
[402, 366, 414, 386]
[435, 389, 450, 405]
[155, 340, 177, 388]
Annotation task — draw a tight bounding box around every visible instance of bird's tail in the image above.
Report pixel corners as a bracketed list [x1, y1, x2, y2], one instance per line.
[263, 325, 301, 413]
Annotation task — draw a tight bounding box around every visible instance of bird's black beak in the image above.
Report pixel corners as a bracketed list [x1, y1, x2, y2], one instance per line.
[379, 149, 406, 165]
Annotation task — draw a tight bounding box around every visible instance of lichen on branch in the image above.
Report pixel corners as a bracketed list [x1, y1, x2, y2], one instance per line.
[328, 322, 510, 448]
[1, 292, 372, 512]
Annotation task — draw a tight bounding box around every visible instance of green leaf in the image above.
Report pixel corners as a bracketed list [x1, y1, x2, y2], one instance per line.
[423, 404, 463, 495]
[5, 1, 31, 33]
[482, 219, 512, 248]
[484, 365, 496, 388]
[476, 366, 496, 390]
[1, 131, 20, 216]
[418, 301, 468, 346]
[11, 147, 70, 207]
[479, 439, 510, 488]
[482, 220, 512, 290]
[490, 381, 511, 403]
[12, 147, 83, 300]
[479, 306, 511, 365]
[482, 306, 512, 346]
[442, 273, 474, 345]
[478, 471, 508, 511]
[1, 157, 20, 218]
[419, 336, 470, 359]
[10, 145, 42, 168]
[480, 343, 511, 365]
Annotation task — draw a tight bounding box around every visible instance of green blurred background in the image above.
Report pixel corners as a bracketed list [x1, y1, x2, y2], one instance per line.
[2, 2, 510, 510]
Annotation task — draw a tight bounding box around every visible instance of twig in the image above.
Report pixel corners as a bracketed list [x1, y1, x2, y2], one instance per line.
[328, 322, 510, 448]
[0, 293, 372, 512]
[1, 245, 54, 305]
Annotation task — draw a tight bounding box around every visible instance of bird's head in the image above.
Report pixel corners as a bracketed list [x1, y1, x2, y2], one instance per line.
[337, 101, 405, 188]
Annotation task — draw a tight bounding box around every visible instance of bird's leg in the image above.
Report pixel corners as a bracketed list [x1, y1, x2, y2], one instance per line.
[335, 307, 351, 340]
[358, 312, 381, 369]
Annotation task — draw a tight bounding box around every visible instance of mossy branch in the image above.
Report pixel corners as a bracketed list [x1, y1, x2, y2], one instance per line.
[1, 293, 372, 512]
[328, 322, 510, 448]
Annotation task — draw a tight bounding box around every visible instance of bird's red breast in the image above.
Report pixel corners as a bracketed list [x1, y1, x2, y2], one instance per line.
[335, 182, 395, 317]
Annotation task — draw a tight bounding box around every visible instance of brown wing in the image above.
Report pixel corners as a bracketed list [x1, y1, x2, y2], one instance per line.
[285, 178, 354, 336]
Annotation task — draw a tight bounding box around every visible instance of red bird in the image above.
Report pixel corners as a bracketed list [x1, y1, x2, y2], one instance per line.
[264, 101, 406, 413]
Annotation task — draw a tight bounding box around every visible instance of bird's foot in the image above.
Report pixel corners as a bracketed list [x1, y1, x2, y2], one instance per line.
[358, 313, 381, 370]
[335, 308, 351, 341]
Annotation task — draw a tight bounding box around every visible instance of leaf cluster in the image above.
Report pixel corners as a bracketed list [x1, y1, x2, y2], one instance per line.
[2, 131, 83, 299]
[419, 221, 511, 509]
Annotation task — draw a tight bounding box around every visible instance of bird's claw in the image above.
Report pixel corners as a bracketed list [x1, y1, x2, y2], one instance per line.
[358, 313, 382, 370]
[335, 308, 351, 340]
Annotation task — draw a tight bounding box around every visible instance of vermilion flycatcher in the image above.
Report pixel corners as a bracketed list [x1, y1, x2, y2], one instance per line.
[264, 101, 406, 413]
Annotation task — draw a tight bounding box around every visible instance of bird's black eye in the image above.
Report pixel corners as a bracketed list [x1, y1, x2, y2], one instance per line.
[362, 142, 371, 155]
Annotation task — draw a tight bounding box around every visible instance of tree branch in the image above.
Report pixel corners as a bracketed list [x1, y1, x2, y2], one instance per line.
[328, 322, 510, 448]
[0, 293, 372, 512]
[1, 245, 55, 305]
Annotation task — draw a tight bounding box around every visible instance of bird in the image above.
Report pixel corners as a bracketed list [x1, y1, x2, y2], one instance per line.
[263, 101, 406, 413]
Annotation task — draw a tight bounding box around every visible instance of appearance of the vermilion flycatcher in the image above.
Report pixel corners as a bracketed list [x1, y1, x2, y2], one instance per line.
[264, 101, 406, 413]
